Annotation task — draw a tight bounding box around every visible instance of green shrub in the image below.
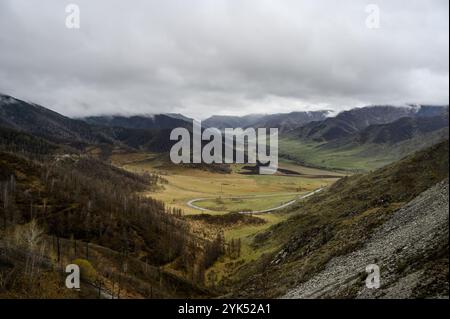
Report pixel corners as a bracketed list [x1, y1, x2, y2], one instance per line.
[72, 258, 98, 282]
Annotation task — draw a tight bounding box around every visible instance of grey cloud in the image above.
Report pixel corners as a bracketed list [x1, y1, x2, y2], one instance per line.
[0, 0, 448, 119]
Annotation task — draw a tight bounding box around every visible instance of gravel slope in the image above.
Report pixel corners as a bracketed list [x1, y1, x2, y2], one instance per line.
[283, 179, 449, 299]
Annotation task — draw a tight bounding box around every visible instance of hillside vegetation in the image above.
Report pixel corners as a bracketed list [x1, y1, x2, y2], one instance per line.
[0, 151, 221, 298]
[229, 140, 449, 298]
[280, 105, 448, 172]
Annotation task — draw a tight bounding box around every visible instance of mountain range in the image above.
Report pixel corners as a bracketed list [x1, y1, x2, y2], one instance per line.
[203, 111, 331, 133]
[0, 94, 191, 154]
[82, 114, 192, 130]
[1, 93, 448, 171]
[288, 105, 447, 142]
[280, 105, 449, 171]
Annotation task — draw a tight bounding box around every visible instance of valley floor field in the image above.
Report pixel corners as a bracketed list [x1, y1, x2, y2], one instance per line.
[188, 193, 300, 213]
[188, 188, 323, 214]
[115, 154, 341, 213]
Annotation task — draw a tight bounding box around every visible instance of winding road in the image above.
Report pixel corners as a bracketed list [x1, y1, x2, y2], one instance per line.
[187, 188, 324, 215]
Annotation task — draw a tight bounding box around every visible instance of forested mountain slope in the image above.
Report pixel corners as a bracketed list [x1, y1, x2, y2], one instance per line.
[0, 151, 219, 298]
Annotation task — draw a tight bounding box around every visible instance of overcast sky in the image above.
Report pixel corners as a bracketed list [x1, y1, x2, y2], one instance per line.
[0, 0, 448, 119]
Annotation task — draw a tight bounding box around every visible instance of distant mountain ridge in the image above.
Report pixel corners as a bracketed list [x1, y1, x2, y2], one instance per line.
[288, 105, 448, 142]
[278, 105, 448, 171]
[289, 106, 414, 142]
[0, 94, 186, 153]
[82, 114, 192, 130]
[251, 111, 333, 133]
[415, 105, 449, 118]
[1, 93, 448, 167]
[357, 114, 449, 145]
[203, 111, 331, 132]
[203, 114, 266, 129]
[0, 94, 116, 145]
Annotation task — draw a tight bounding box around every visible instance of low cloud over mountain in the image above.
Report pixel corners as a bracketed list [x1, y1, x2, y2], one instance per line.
[0, 0, 448, 118]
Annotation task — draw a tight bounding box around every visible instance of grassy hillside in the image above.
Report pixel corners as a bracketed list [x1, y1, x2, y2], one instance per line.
[280, 106, 448, 172]
[280, 125, 449, 172]
[229, 140, 449, 298]
[279, 138, 396, 171]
